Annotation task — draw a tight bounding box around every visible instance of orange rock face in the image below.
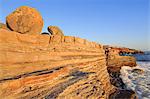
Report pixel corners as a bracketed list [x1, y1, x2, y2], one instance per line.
[6, 6, 43, 34]
[1, 6, 139, 99]
[48, 26, 64, 36]
[104, 46, 137, 72]
[104, 46, 138, 99]
[0, 29, 115, 99]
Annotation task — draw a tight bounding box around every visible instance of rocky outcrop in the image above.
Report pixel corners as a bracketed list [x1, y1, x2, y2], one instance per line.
[104, 45, 140, 99]
[0, 29, 115, 99]
[48, 26, 64, 36]
[104, 45, 143, 55]
[6, 6, 43, 34]
[104, 45, 138, 72]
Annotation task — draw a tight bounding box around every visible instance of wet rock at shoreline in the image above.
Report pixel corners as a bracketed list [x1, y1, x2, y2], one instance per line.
[109, 89, 137, 99]
[131, 68, 144, 74]
[108, 70, 126, 89]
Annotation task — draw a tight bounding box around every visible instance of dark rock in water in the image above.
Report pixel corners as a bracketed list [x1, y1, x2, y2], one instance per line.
[109, 89, 137, 99]
[108, 70, 126, 89]
[108, 70, 138, 99]
[131, 68, 144, 74]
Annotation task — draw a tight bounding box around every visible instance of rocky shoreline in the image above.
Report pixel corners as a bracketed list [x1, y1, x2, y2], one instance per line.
[108, 70, 137, 99]
[0, 6, 142, 99]
[104, 46, 140, 99]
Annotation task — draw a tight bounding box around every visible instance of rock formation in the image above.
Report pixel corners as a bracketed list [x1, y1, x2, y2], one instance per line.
[104, 45, 142, 99]
[0, 29, 116, 99]
[6, 6, 43, 34]
[0, 6, 142, 99]
[104, 45, 139, 72]
[48, 26, 64, 36]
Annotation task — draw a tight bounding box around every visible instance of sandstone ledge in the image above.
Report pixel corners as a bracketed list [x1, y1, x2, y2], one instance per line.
[0, 29, 115, 99]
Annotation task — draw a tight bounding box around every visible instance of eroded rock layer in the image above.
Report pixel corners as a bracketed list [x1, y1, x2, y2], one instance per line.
[103, 45, 140, 99]
[0, 29, 115, 99]
[104, 46, 137, 72]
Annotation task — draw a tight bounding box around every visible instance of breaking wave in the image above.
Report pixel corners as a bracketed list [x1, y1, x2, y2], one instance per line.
[120, 61, 150, 99]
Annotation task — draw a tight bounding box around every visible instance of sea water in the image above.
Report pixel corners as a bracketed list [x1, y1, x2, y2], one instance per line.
[120, 62, 150, 99]
[120, 51, 150, 99]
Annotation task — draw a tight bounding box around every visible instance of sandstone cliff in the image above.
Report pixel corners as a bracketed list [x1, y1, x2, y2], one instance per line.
[103, 45, 142, 99]
[0, 6, 141, 99]
[0, 29, 115, 99]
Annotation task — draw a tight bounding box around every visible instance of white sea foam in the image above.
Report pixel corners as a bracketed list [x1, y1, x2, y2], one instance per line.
[120, 61, 150, 99]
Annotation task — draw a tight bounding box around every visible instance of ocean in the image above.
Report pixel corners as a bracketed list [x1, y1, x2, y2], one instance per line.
[120, 51, 150, 99]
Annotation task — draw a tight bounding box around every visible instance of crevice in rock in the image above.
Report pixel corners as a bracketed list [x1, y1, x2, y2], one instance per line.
[0, 66, 64, 83]
[44, 71, 93, 99]
[6, 21, 13, 31]
[108, 69, 126, 89]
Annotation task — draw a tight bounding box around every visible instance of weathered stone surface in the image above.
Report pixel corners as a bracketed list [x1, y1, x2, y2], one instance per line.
[0, 29, 115, 99]
[75, 37, 85, 44]
[6, 6, 43, 34]
[48, 26, 64, 36]
[0, 28, 140, 99]
[1, 5, 140, 98]
[0, 29, 19, 43]
[64, 36, 75, 43]
[131, 68, 144, 74]
[104, 45, 137, 72]
[103, 45, 140, 99]
[104, 45, 143, 54]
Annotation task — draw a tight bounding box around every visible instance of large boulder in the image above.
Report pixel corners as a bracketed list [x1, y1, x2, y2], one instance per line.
[47, 26, 64, 36]
[6, 6, 43, 34]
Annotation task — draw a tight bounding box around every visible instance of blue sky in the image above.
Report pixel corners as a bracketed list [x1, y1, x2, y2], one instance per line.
[0, 0, 149, 50]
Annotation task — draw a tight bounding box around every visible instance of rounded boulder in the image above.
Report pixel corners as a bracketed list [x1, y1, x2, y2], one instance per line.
[47, 26, 64, 36]
[6, 6, 43, 34]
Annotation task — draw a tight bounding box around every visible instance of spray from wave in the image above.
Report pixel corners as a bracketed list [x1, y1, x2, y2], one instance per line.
[120, 62, 150, 99]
